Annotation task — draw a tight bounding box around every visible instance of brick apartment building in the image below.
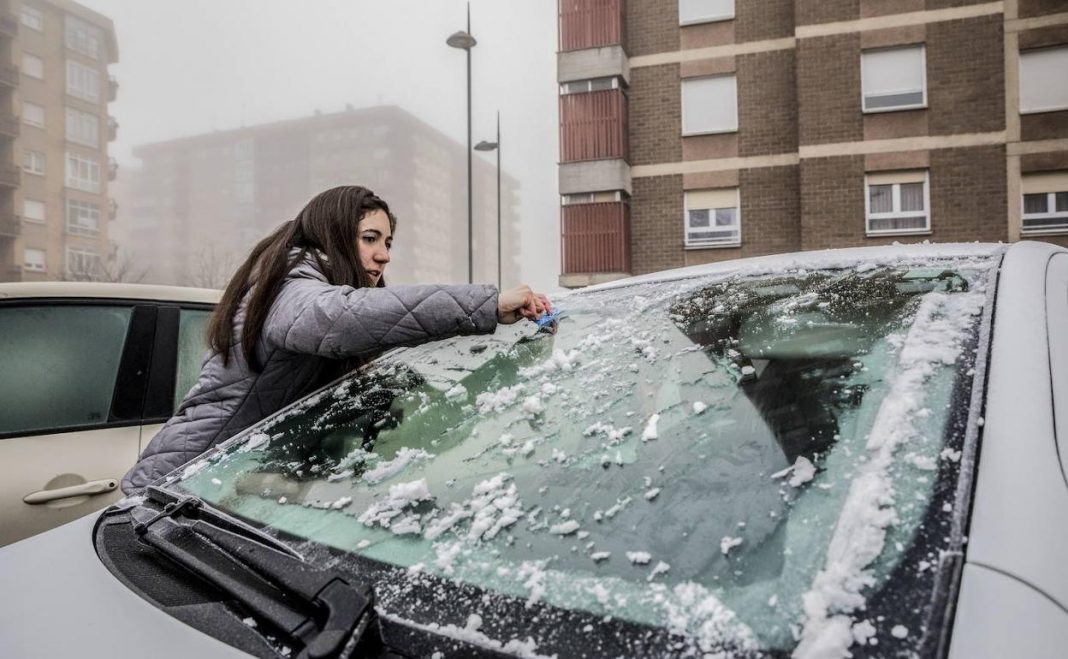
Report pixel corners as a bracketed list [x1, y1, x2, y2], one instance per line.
[557, 0, 1068, 287]
[124, 106, 519, 288]
[0, 0, 117, 282]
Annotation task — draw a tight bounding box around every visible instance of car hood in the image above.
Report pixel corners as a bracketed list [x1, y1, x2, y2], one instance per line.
[0, 513, 246, 658]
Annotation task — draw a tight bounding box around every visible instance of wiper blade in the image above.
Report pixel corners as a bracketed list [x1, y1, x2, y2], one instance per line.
[132, 486, 381, 659]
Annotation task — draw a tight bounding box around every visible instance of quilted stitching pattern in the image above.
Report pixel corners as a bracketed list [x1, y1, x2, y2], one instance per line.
[122, 256, 497, 493]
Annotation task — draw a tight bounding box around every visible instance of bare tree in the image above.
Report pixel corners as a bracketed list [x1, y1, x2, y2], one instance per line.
[186, 245, 237, 289]
[96, 247, 148, 284]
[62, 246, 148, 283]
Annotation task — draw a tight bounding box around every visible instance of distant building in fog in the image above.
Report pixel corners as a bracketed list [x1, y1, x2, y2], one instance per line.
[124, 105, 519, 288]
[0, 0, 118, 282]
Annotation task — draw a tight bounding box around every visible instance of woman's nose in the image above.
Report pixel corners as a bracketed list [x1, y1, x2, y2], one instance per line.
[376, 246, 391, 264]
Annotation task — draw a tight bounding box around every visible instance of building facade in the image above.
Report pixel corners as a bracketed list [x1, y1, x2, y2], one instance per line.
[0, 0, 117, 282]
[557, 0, 1068, 287]
[125, 106, 520, 289]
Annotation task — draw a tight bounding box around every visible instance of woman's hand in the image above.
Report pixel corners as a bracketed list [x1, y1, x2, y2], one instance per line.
[498, 285, 551, 324]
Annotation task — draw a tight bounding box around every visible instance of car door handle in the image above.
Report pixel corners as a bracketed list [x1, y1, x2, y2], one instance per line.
[23, 479, 119, 505]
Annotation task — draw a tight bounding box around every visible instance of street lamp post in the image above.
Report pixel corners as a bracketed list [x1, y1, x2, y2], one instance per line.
[446, 4, 477, 283]
[475, 112, 501, 290]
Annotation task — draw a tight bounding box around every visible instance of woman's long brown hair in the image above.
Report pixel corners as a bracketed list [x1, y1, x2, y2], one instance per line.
[207, 185, 397, 371]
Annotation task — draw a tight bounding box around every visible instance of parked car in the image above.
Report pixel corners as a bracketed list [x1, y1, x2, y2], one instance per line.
[3, 242, 1068, 659]
[0, 282, 219, 546]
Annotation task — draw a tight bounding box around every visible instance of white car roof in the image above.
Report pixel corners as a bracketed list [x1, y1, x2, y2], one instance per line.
[581, 242, 1007, 294]
[0, 281, 221, 305]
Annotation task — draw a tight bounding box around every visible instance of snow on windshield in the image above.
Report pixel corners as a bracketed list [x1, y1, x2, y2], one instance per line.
[174, 255, 996, 657]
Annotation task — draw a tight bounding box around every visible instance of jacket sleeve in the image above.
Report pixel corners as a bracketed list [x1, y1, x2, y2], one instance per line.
[261, 278, 499, 359]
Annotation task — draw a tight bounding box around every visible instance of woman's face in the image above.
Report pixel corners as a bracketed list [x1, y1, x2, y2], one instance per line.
[357, 209, 393, 286]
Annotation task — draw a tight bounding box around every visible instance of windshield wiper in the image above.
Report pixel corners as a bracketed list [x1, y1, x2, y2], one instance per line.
[131, 486, 381, 659]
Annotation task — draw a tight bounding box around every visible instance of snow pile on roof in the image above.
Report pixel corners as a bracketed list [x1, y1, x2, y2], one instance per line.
[793, 290, 985, 659]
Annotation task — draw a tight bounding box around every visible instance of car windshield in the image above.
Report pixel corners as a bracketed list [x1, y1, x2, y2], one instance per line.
[171, 255, 995, 656]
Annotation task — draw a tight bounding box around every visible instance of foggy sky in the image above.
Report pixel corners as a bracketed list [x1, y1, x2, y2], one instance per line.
[78, 0, 561, 291]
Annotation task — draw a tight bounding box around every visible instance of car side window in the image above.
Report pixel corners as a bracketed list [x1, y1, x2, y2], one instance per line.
[174, 309, 212, 409]
[0, 305, 132, 436]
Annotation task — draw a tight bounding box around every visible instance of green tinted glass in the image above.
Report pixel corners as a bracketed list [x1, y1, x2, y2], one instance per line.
[176, 261, 992, 653]
[0, 305, 131, 434]
[174, 309, 211, 410]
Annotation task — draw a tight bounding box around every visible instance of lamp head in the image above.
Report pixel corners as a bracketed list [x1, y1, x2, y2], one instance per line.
[446, 30, 477, 50]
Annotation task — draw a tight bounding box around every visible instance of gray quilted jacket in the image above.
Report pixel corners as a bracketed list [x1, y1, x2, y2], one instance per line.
[122, 255, 497, 493]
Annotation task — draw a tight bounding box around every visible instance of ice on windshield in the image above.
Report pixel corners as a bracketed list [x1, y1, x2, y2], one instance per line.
[175, 257, 994, 657]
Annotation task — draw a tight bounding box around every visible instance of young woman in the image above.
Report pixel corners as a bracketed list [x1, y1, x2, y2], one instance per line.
[122, 185, 550, 493]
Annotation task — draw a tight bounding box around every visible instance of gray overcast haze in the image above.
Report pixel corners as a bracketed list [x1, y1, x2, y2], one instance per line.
[78, 0, 560, 291]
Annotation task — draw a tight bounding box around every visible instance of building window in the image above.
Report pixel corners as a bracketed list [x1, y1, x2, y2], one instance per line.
[23, 102, 45, 128]
[22, 54, 44, 80]
[65, 246, 101, 280]
[66, 60, 101, 103]
[865, 170, 930, 235]
[65, 152, 101, 193]
[1021, 172, 1068, 234]
[560, 77, 620, 95]
[562, 191, 625, 205]
[679, 0, 734, 25]
[65, 16, 103, 59]
[24, 248, 47, 272]
[681, 75, 737, 135]
[22, 150, 46, 175]
[861, 45, 926, 113]
[1020, 47, 1068, 114]
[23, 199, 46, 223]
[21, 6, 44, 31]
[66, 199, 101, 236]
[685, 188, 740, 248]
[65, 107, 99, 147]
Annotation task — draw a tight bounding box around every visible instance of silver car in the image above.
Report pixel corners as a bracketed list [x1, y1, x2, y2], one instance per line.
[2, 242, 1066, 658]
[0, 282, 218, 546]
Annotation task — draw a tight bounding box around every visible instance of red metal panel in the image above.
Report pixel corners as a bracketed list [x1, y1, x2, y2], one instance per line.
[559, 89, 628, 163]
[561, 201, 631, 274]
[559, 0, 623, 52]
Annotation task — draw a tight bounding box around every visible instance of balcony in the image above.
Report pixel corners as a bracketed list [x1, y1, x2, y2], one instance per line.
[561, 201, 631, 284]
[0, 164, 19, 187]
[559, 0, 623, 52]
[0, 11, 16, 39]
[0, 111, 17, 138]
[108, 197, 118, 220]
[0, 64, 16, 88]
[108, 157, 118, 180]
[560, 88, 628, 162]
[107, 115, 118, 141]
[108, 75, 118, 102]
[0, 213, 18, 238]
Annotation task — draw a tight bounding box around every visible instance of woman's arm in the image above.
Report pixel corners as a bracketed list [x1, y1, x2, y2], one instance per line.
[263, 278, 499, 359]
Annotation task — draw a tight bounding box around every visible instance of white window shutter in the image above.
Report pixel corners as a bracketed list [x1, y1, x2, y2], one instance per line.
[1020, 48, 1068, 114]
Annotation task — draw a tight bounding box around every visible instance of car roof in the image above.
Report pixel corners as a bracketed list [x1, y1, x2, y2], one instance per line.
[0, 281, 221, 304]
[578, 242, 1008, 295]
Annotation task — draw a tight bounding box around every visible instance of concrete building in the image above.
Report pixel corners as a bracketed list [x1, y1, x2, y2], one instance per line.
[125, 105, 520, 289]
[556, 0, 1068, 287]
[0, 0, 117, 282]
